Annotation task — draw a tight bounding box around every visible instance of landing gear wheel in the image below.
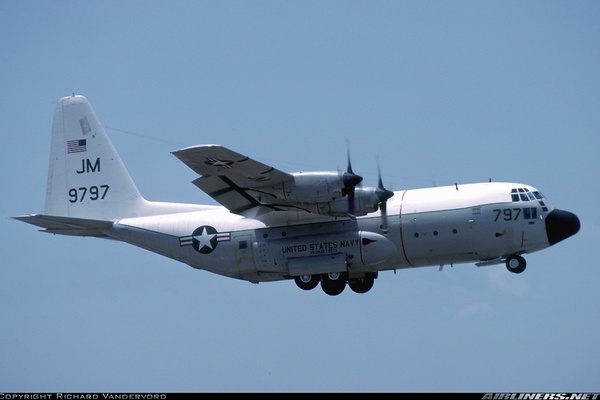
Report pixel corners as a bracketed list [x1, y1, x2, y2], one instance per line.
[349, 274, 375, 294]
[294, 274, 320, 291]
[506, 255, 527, 274]
[320, 271, 348, 296]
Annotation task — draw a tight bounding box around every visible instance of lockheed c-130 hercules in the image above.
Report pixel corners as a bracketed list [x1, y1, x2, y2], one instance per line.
[14, 95, 581, 296]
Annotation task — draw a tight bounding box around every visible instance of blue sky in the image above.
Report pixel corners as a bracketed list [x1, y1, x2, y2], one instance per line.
[1, 0, 599, 393]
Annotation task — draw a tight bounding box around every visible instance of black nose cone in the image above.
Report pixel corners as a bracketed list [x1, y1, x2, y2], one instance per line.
[546, 209, 580, 246]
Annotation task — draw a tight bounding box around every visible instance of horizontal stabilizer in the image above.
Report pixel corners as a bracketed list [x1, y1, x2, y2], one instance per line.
[13, 214, 113, 237]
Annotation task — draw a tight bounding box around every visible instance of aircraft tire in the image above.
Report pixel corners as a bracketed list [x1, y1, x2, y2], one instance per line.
[505, 255, 527, 274]
[294, 274, 320, 291]
[320, 272, 348, 296]
[349, 274, 375, 294]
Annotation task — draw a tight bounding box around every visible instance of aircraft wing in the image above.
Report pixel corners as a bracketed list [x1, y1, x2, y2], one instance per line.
[172, 145, 296, 215]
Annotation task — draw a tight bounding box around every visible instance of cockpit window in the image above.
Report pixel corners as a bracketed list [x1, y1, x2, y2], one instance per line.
[517, 188, 528, 201]
[511, 187, 549, 212]
[511, 188, 545, 203]
[511, 189, 519, 202]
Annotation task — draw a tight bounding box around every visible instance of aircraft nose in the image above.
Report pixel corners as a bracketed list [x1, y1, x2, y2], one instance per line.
[545, 209, 580, 245]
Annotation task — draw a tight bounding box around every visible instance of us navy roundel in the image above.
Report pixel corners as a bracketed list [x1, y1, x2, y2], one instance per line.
[179, 226, 231, 254]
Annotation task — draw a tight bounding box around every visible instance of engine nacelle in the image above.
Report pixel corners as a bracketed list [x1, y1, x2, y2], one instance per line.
[324, 187, 382, 217]
[274, 171, 362, 203]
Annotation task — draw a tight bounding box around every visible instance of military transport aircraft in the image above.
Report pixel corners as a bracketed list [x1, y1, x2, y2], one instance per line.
[14, 95, 581, 295]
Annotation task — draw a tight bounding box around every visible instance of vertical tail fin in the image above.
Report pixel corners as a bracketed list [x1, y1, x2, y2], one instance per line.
[45, 95, 146, 220]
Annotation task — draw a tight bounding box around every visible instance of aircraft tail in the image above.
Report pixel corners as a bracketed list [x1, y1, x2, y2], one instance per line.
[42, 95, 146, 220]
[14, 95, 212, 234]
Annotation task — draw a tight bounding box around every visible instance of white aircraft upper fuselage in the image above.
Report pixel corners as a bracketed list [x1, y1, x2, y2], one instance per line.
[14, 95, 581, 295]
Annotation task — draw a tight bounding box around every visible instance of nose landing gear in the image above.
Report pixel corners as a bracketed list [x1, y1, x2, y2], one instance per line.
[505, 254, 527, 274]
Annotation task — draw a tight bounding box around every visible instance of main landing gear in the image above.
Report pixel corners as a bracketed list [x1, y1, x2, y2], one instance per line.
[294, 272, 376, 296]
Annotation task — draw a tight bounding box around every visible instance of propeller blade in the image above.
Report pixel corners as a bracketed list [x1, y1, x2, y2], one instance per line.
[375, 157, 393, 233]
[380, 199, 389, 234]
[344, 140, 362, 220]
[377, 156, 384, 189]
[347, 187, 356, 220]
[343, 140, 363, 188]
[346, 139, 354, 174]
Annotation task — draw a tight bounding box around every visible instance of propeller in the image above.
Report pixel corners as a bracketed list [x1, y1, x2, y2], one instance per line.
[375, 156, 394, 233]
[342, 140, 363, 219]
